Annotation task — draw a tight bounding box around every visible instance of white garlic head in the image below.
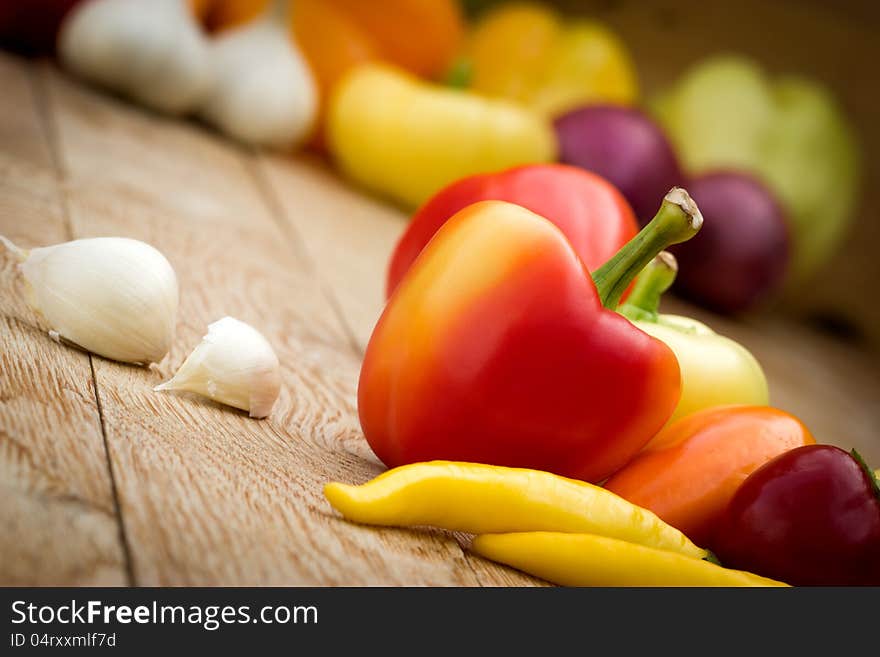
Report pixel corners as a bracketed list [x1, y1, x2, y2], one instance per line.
[198, 0, 318, 148]
[58, 0, 214, 115]
[2, 235, 178, 365]
[155, 317, 281, 418]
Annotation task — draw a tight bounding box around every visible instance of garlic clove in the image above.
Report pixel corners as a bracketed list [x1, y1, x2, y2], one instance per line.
[2, 235, 178, 365]
[59, 0, 214, 115]
[155, 317, 281, 419]
[198, 0, 318, 148]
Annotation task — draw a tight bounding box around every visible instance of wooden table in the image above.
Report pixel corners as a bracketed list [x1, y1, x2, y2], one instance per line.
[1, 52, 878, 586]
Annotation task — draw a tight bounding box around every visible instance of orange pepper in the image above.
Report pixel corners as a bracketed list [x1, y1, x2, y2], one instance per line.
[193, 0, 263, 30]
[291, 0, 376, 149]
[326, 0, 463, 79]
[198, 1, 462, 77]
[194, 0, 463, 145]
[603, 406, 815, 547]
[189, 0, 215, 21]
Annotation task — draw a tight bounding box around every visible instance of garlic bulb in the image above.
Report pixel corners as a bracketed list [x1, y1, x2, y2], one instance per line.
[1, 235, 178, 364]
[198, 0, 318, 148]
[155, 317, 281, 418]
[58, 0, 214, 115]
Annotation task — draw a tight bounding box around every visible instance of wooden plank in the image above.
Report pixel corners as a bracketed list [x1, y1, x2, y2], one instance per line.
[0, 54, 126, 586]
[259, 153, 406, 350]
[41, 62, 537, 585]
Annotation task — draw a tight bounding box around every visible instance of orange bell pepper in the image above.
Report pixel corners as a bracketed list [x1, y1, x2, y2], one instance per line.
[189, 0, 215, 21]
[326, 0, 463, 79]
[604, 405, 815, 546]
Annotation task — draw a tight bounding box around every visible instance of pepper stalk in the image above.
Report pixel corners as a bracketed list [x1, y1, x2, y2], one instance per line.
[592, 187, 702, 309]
[618, 251, 678, 322]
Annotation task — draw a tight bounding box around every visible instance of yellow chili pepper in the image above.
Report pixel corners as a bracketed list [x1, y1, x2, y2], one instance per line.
[324, 461, 707, 559]
[472, 532, 788, 587]
[327, 63, 557, 208]
[463, 2, 638, 117]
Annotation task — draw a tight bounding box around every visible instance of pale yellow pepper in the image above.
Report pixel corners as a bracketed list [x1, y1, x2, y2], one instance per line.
[620, 253, 769, 424]
[324, 461, 707, 559]
[472, 532, 788, 587]
[463, 2, 638, 117]
[328, 63, 556, 208]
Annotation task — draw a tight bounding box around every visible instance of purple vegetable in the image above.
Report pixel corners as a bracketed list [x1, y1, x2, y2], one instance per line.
[554, 105, 684, 224]
[671, 171, 790, 313]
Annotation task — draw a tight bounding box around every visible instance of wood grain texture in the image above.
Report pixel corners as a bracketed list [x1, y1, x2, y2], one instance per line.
[0, 55, 126, 586]
[259, 154, 406, 350]
[40, 62, 539, 586]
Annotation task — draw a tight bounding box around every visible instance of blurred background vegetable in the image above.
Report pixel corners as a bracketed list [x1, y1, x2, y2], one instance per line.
[670, 171, 790, 313]
[197, 0, 317, 147]
[58, 0, 214, 115]
[460, 1, 637, 116]
[196, 0, 464, 144]
[0, 0, 82, 55]
[327, 64, 556, 207]
[553, 104, 683, 223]
[653, 55, 861, 285]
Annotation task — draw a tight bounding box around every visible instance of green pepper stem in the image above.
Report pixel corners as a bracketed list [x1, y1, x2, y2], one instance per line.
[592, 187, 702, 309]
[444, 57, 473, 89]
[618, 252, 678, 322]
[851, 449, 880, 502]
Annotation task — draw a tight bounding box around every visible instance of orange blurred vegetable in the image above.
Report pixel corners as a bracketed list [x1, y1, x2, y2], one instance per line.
[604, 406, 815, 546]
[291, 0, 376, 148]
[326, 0, 462, 79]
[189, 0, 214, 20]
[463, 2, 638, 117]
[194, 0, 463, 145]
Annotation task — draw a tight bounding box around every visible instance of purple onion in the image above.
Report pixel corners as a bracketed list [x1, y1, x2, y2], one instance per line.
[554, 105, 685, 224]
[671, 171, 791, 313]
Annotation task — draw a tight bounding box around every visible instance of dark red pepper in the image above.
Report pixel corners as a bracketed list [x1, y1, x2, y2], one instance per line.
[713, 444, 880, 586]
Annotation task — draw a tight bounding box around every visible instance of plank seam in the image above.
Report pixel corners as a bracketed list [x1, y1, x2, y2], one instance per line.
[31, 62, 136, 586]
[243, 153, 363, 356]
[88, 356, 137, 586]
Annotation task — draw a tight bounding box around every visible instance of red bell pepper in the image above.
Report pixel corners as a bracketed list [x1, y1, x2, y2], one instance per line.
[386, 164, 638, 297]
[360, 188, 703, 483]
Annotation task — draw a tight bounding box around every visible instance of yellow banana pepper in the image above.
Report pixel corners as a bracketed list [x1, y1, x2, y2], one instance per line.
[472, 532, 788, 587]
[324, 461, 707, 559]
[462, 2, 638, 117]
[328, 63, 556, 208]
[620, 253, 769, 424]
